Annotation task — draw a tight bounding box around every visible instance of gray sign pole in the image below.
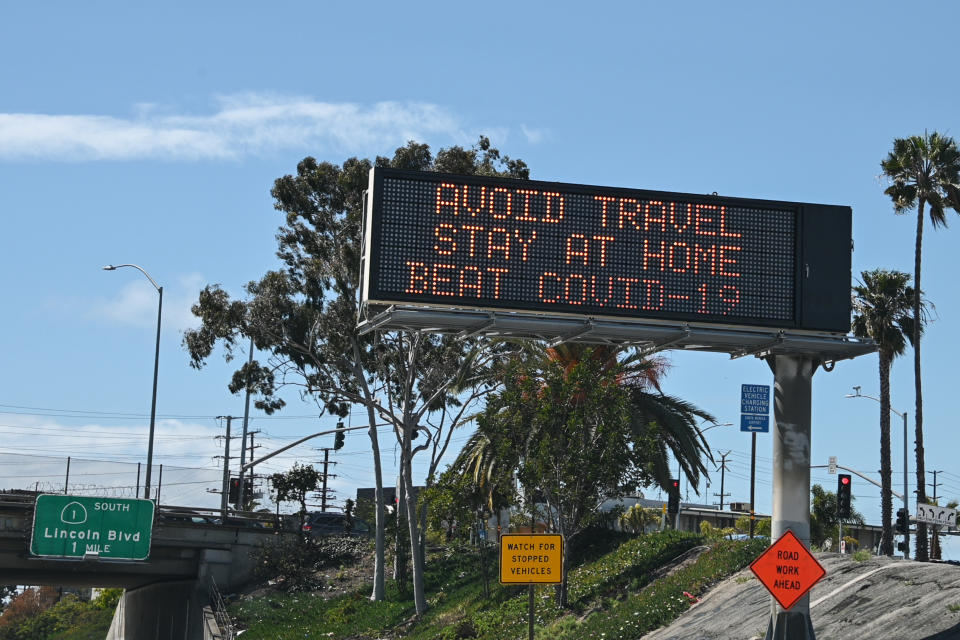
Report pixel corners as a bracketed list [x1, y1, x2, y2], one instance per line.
[765, 355, 817, 640]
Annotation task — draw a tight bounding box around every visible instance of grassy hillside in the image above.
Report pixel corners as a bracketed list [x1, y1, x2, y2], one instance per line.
[229, 531, 767, 640]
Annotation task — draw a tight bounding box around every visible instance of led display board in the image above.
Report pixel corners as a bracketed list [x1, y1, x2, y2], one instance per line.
[362, 168, 851, 333]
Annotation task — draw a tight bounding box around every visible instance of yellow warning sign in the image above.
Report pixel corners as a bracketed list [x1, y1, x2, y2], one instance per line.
[499, 533, 564, 584]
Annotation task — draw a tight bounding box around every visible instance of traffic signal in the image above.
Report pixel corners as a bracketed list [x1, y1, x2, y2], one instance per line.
[896, 508, 910, 534]
[667, 478, 680, 514]
[229, 477, 255, 505]
[334, 420, 346, 450]
[837, 474, 852, 518]
[229, 477, 241, 504]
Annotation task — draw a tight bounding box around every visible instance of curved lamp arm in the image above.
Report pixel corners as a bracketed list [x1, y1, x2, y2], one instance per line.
[102, 264, 161, 292]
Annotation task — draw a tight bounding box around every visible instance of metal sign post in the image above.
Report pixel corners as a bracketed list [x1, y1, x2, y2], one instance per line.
[765, 355, 818, 640]
[500, 533, 563, 640]
[742, 384, 770, 538]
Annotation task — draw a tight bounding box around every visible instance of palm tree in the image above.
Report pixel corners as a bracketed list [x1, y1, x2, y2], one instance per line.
[456, 342, 714, 503]
[881, 132, 960, 561]
[852, 269, 922, 556]
[542, 342, 715, 491]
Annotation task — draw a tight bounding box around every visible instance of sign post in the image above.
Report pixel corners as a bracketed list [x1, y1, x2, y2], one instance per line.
[741, 384, 770, 538]
[500, 533, 563, 640]
[30, 495, 154, 561]
[765, 355, 818, 639]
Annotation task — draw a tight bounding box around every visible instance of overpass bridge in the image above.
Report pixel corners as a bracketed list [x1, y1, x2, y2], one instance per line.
[0, 490, 294, 638]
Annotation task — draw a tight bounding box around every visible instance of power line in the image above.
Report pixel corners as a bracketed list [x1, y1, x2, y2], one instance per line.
[0, 402, 375, 421]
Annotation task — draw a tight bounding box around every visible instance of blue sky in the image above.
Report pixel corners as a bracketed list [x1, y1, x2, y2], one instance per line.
[2, 2, 959, 551]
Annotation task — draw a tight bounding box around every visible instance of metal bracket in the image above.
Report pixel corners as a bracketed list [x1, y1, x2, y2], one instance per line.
[455, 313, 497, 341]
[639, 326, 690, 357]
[730, 331, 784, 360]
[356, 306, 397, 336]
[548, 320, 596, 347]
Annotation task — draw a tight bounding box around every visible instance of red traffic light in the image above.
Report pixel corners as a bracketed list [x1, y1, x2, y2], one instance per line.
[671, 480, 679, 488]
[841, 476, 850, 485]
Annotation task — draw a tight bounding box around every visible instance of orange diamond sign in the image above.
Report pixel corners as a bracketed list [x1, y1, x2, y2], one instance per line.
[750, 529, 826, 610]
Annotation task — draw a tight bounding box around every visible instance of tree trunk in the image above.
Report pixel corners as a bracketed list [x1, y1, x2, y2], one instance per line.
[394, 471, 408, 589]
[914, 200, 928, 561]
[419, 492, 428, 570]
[478, 515, 490, 597]
[365, 403, 387, 601]
[401, 433, 428, 615]
[558, 531, 570, 608]
[878, 351, 894, 556]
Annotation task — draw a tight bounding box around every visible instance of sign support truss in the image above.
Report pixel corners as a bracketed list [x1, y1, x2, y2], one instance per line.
[358, 305, 875, 362]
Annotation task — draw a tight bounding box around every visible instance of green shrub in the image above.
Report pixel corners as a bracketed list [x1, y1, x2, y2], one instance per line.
[549, 537, 768, 639]
[251, 535, 371, 593]
[852, 549, 870, 562]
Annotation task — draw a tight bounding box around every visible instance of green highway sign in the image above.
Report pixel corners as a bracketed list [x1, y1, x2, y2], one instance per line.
[30, 495, 155, 560]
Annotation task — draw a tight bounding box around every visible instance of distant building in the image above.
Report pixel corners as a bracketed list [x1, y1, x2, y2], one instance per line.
[601, 495, 885, 552]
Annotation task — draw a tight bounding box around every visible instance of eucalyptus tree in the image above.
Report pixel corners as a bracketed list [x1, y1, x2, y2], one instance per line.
[184, 138, 528, 611]
[881, 131, 960, 560]
[852, 268, 922, 556]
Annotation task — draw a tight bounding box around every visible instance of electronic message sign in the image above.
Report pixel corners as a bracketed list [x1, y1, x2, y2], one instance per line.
[362, 168, 851, 333]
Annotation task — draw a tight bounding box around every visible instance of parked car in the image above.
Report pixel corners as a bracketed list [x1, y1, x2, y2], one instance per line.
[302, 511, 370, 537]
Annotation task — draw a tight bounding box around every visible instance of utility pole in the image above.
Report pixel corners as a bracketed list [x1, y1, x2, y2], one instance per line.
[241, 429, 262, 509]
[930, 470, 944, 560]
[248, 429, 261, 462]
[714, 451, 732, 510]
[318, 448, 338, 512]
[215, 416, 240, 521]
[237, 337, 254, 511]
[929, 470, 942, 503]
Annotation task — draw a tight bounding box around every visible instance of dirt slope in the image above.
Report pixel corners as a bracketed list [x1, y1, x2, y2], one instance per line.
[643, 554, 960, 640]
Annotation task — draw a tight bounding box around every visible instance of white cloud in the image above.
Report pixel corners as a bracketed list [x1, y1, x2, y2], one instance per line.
[521, 124, 549, 144]
[0, 95, 485, 161]
[0, 412, 325, 508]
[89, 272, 205, 333]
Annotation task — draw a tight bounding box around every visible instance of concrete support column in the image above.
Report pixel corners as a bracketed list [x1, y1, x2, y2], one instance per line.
[106, 580, 205, 640]
[765, 354, 817, 640]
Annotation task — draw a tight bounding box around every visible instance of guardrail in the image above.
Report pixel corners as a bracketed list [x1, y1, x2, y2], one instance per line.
[0, 491, 289, 532]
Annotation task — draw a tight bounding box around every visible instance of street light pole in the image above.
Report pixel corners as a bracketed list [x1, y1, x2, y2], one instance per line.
[103, 264, 162, 501]
[845, 386, 909, 558]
